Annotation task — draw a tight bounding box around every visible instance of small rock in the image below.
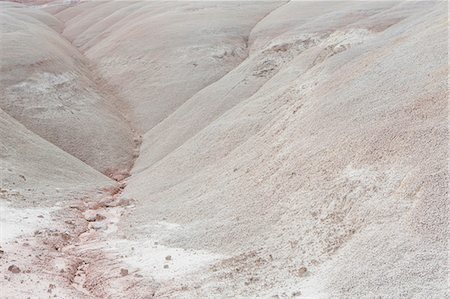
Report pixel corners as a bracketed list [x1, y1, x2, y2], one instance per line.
[8, 265, 21, 273]
[37, 215, 44, 218]
[90, 222, 107, 230]
[84, 210, 97, 222]
[61, 232, 71, 241]
[111, 173, 128, 182]
[163, 264, 169, 269]
[297, 266, 308, 277]
[165, 255, 172, 261]
[104, 200, 119, 208]
[85, 215, 97, 222]
[120, 268, 129, 276]
[95, 214, 106, 221]
[292, 291, 302, 297]
[69, 201, 86, 211]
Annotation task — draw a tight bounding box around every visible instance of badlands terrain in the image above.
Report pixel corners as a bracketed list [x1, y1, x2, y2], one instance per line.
[0, 0, 448, 298]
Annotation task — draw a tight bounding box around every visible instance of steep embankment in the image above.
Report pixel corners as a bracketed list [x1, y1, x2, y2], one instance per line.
[0, 1, 135, 175]
[0, 107, 114, 199]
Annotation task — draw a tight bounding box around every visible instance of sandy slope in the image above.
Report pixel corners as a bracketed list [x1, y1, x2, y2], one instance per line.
[0, 1, 448, 298]
[0, 108, 114, 196]
[0, 1, 135, 175]
[55, 0, 284, 131]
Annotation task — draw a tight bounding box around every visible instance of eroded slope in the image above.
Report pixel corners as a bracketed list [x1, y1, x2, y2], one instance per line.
[55, 0, 284, 131]
[1, 1, 447, 298]
[0, 2, 135, 175]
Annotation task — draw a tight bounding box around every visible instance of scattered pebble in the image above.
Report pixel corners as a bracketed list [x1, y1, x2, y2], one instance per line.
[297, 266, 308, 277]
[165, 255, 172, 261]
[90, 222, 107, 230]
[8, 265, 21, 273]
[120, 268, 129, 276]
[95, 214, 106, 221]
[84, 211, 98, 222]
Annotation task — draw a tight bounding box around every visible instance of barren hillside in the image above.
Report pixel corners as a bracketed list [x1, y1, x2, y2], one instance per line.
[0, 1, 448, 298]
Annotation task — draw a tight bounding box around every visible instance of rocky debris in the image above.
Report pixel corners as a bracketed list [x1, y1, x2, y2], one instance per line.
[83, 211, 106, 222]
[120, 268, 129, 276]
[86, 197, 131, 210]
[99, 197, 115, 206]
[95, 194, 133, 208]
[86, 201, 103, 210]
[106, 198, 132, 208]
[101, 185, 123, 196]
[165, 255, 172, 261]
[69, 201, 87, 212]
[163, 265, 169, 269]
[47, 284, 56, 293]
[111, 172, 129, 182]
[8, 265, 21, 274]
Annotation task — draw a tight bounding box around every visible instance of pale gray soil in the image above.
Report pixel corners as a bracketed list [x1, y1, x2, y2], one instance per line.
[0, 1, 448, 298]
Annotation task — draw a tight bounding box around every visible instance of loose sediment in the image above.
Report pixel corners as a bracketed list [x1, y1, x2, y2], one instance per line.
[0, 1, 447, 298]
